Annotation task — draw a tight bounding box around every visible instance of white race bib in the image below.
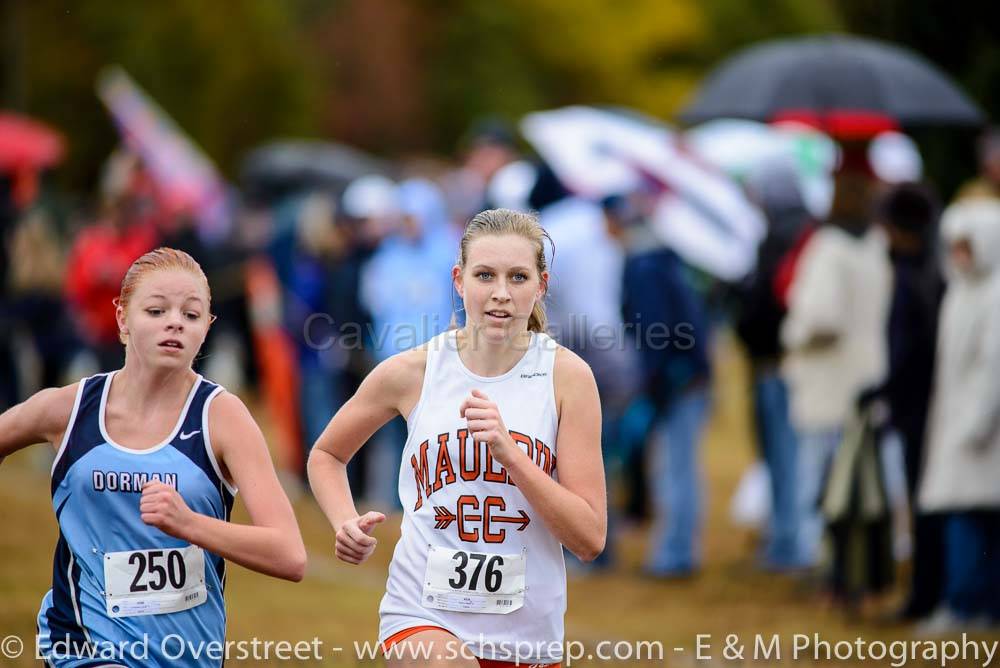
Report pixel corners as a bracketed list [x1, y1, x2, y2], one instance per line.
[103, 546, 207, 618]
[422, 546, 526, 614]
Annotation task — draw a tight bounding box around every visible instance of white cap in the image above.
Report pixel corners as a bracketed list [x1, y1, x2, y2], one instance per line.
[342, 174, 400, 218]
[487, 160, 536, 212]
[869, 132, 923, 184]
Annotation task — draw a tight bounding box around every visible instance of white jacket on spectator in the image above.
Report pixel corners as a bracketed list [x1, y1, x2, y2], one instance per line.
[920, 200, 1000, 512]
[781, 225, 892, 431]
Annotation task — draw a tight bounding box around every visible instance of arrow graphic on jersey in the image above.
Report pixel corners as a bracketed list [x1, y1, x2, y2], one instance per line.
[433, 506, 456, 530]
[433, 504, 530, 532]
[491, 510, 531, 531]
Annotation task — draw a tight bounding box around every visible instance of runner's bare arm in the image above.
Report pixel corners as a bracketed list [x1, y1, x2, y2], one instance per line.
[307, 349, 425, 533]
[0, 383, 80, 466]
[141, 392, 307, 581]
[482, 348, 606, 561]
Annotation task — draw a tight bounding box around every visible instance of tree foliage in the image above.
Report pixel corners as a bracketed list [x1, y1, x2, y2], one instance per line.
[17, 0, 995, 197]
[305, 0, 842, 153]
[10, 0, 319, 189]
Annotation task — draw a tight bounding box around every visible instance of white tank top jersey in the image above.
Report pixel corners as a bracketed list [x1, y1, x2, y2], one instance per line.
[379, 329, 565, 663]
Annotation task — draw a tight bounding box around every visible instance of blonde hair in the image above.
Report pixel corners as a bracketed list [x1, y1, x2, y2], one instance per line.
[117, 247, 212, 343]
[457, 208, 552, 333]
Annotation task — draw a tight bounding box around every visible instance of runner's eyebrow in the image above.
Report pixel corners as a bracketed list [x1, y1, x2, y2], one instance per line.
[470, 265, 533, 273]
[143, 294, 205, 304]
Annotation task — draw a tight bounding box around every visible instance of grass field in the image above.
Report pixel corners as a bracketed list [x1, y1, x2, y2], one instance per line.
[0, 335, 987, 666]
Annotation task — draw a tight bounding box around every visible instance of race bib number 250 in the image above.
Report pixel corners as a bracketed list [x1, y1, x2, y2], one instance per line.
[422, 546, 525, 614]
[103, 546, 207, 618]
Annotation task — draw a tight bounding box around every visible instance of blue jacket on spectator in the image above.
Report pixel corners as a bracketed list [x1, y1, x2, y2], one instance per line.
[622, 240, 711, 411]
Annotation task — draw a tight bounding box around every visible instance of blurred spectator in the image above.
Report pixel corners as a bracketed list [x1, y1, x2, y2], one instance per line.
[359, 178, 456, 359]
[615, 192, 711, 578]
[877, 182, 946, 620]
[268, 191, 345, 457]
[954, 128, 1000, 202]
[1, 169, 78, 406]
[918, 199, 1000, 632]
[6, 204, 78, 390]
[464, 119, 519, 190]
[443, 118, 520, 220]
[781, 150, 893, 569]
[736, 159, 813, 571]
[64, 152, 159, 371]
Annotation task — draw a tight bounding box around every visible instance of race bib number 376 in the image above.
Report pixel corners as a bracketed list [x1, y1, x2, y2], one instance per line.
[422, 546, 526, 614]
[103, 546, 207, 618]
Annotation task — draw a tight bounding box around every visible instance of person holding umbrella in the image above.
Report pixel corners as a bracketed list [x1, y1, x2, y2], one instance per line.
[780, 147, 894, 575]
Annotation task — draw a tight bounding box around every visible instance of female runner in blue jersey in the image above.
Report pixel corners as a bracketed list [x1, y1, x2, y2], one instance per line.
[0, 247, 306, 668]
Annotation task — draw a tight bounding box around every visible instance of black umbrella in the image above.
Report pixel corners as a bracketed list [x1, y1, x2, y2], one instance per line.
[240, 140, 391, 203]
[680, 34, 984, 134]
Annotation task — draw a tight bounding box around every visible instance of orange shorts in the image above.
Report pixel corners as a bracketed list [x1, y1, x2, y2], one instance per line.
[382, 626, 561, 667]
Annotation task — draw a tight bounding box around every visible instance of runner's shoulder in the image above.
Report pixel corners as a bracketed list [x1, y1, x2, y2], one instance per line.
[553, 345, 597, 408]
[367, 344, 429, 400]
[554, 345, 594, 385]
[19, 382, 82, 445]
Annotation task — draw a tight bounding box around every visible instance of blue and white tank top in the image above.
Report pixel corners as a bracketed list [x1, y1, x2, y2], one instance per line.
[37, 371, 237, 668]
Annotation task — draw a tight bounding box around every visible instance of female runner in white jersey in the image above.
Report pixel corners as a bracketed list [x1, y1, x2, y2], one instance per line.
[0, 247, 306, 668]
[309, 209, 606, 667]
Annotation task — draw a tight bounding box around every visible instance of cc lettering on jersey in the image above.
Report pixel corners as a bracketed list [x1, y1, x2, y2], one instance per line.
[435, 495, 530, 544]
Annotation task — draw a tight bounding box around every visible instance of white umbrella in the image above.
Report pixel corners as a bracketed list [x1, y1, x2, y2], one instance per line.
[521, 106, 765, 281]
[685, 118, 838, 219]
